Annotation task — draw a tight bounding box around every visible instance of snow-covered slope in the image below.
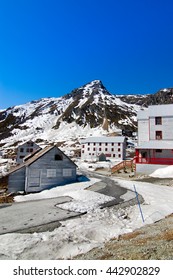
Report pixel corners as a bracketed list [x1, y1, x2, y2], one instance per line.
[1, 80, 172, 155]
[0, 80, 141, 155]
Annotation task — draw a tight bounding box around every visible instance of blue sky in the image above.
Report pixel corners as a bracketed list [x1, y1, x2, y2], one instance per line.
[0, 0, 173, 108]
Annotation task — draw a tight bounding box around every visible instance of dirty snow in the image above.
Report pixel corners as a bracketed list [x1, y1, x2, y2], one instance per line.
[0, 170, 173, 259]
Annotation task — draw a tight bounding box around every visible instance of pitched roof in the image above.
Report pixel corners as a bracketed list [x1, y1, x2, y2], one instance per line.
[6, 145, 77, 176]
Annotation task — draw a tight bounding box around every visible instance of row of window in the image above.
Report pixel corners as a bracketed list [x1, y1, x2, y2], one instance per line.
[47, 169, 72, 177]
[20, 148, 34, 153]
[85, 147, 121, 152]
[87, 153, 122, 158]
[83, 143, 121, 147]
[30, 169, 72, 178]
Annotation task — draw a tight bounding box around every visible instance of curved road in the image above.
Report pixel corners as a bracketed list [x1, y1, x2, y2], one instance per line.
[0, 173, 143, 235]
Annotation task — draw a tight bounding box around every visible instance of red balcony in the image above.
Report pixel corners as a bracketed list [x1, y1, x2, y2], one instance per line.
[136, 157, 173, 165]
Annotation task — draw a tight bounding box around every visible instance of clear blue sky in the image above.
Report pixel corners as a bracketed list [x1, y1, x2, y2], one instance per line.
[0, 0, 173, 109]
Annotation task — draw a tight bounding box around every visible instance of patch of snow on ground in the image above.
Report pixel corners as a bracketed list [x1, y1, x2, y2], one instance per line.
[14, 177, 114, 213]
[1, 174, 173, 259]
[150, 165, 173, 178]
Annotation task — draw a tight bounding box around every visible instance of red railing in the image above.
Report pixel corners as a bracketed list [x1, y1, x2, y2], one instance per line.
[136, 157, 173, 165]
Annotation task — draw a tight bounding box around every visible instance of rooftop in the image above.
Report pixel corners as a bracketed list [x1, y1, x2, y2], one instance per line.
[138, 104, 173, 119]
[81, 136, 125, 144]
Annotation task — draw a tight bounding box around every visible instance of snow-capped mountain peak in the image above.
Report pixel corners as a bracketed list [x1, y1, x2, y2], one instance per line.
[1, 80, 173, 155]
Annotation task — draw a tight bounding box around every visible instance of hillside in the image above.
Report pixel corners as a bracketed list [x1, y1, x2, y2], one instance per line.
[0, 80, 173, 157]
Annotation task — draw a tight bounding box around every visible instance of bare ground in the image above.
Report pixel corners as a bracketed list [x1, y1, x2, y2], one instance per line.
[74, 213, 173, 260]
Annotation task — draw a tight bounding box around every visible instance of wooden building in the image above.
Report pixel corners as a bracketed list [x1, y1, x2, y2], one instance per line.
[8, 145, 77, 193]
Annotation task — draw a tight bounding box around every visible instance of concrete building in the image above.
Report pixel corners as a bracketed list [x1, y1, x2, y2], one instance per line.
[136, 104, 173, 174]
[16, 141, 40, 163]
[81, 136, 126, 161]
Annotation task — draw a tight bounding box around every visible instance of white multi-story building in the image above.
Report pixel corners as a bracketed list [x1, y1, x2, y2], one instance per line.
[136, 104, 173, 174]
[81, 136, 126, 161]
[16, 141, 40, 163]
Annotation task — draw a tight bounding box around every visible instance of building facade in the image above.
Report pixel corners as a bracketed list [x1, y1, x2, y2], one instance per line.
[81, 136, 126, 161]
[16, 141, 41, 163]
[136, 104, 173, 174]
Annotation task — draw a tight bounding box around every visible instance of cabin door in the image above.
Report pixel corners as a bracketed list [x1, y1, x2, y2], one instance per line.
[26, 168, 41, 190]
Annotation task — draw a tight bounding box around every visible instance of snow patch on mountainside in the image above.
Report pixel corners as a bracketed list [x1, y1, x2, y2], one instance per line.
[0, 80, 141, 155]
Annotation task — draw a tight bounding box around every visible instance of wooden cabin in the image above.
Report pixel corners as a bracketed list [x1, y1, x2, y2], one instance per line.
[8, 145, 77, 193]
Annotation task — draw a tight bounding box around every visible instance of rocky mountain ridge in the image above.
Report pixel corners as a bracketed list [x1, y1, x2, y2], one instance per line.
[0, 80, 173, 155]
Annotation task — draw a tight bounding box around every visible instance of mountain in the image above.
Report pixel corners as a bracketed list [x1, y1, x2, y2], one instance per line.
[0, 80, 173, 156]
[119, 88, 173, 106]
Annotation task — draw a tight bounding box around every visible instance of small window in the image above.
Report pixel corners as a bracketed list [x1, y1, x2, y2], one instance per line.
[118, 143, 121, 146]
[156, 131, 162, 140]
[113, 154, 116, 157]
[30, 148, 33, 153]
[112, 143, 114, 146]
[19, 155, 25, 159]
[105, 143, 108, 146]
[93, 148, 96, 151]
[63, 169, 72, 177]
[105, 148, 108, 151]
[88, 148, 90, 151]
[93, 143, 96, 146]
[112, 148, 114, 151]
[47, 169, 56, 177]
[88, 143, 90, 146]
[156, 149, 162, 153]
[99, 143, 101, 146]
[99, 148, 101, 151]
[118, 148, 121, 152]
[20, 148, 24, 152]
[26, 148, 30, 152]
[55, 154, 63, 160]
[155, 117, 162, 125]
[118, 154, 121, 158]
